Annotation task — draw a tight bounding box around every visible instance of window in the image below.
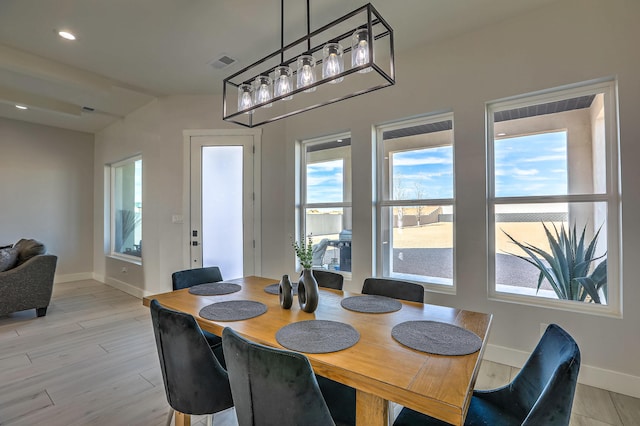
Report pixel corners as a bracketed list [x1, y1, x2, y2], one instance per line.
[300, 133, 352, 272]
[110, 156, 142, 260]
[487, 80, 620, 315]
[376, 114, 455, 287]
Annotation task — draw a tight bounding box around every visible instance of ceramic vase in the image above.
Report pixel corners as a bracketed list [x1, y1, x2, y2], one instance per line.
[279, 274, 293, 309]
[298, 268, 319, 313]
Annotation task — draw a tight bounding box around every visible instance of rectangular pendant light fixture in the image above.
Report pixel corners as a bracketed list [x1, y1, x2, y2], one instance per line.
[222, 2, 395, 128]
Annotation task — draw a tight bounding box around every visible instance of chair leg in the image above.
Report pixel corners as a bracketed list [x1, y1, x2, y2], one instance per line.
[165, 408, 174, 426]
[175, 411, 191, 426]
[36, 307, 47, 317]
[207, 414, 213, 426]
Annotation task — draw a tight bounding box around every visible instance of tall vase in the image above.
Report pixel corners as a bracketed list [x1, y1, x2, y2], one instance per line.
[279, 274, 293, 309]
[298, 268, 319, 313]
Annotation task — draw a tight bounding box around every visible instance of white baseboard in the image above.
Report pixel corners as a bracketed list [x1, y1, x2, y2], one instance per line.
[93, 273, 105, 283]
[54, 272, 94, 284]
[104, 277, 146, 299]
[485, 343, 640, 399]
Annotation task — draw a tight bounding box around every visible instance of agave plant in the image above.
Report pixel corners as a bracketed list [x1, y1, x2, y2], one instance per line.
[504, 223, 607, 303]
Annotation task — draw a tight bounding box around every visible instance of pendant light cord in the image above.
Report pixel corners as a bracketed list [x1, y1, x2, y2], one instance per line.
[280, 0, 285, 64]
[306, 0, 311, 52]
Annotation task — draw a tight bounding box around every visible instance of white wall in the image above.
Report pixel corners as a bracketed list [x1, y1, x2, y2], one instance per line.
[0, 117, 94, 280]
[93, 96, 287, 296]
[94, 0, 640, 396]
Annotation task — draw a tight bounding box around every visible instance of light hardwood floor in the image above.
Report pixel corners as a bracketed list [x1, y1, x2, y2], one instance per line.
[0, 280, 638, 425]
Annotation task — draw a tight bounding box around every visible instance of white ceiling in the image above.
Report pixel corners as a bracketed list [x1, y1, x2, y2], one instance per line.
[0, 0, 557, 134]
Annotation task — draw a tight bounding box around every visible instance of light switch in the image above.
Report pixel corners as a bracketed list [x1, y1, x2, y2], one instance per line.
[172, 214, 184, 224]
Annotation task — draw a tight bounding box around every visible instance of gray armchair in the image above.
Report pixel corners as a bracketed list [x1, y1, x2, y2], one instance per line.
[0, 254, 57, 317]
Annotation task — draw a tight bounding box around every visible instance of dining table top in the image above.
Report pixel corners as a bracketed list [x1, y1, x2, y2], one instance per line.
[142, 275, 493, 426]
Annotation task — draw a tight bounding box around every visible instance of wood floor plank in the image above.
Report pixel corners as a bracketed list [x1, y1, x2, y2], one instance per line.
[474, 360, 511, 390]
[573, 384, 623, 426]
[0, 389, 53, 424]
[610, 392, 640, 426]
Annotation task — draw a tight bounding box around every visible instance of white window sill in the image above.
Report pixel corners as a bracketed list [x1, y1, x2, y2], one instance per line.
[107, 254, 142, 266]
[491, 283, 621, 318]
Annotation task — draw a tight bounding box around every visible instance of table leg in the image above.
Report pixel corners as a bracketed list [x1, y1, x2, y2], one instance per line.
[356, 389, 389, 426]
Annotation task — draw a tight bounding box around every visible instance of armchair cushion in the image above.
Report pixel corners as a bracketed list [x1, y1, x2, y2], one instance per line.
[14, 239, 46, 265]
[0, 247, 18, 272]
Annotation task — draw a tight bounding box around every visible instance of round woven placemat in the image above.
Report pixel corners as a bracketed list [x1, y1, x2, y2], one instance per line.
[276, 320, 360, 354]
[264, 283, 298, 295]
[199, 300, 267, 321]
[391, 321, 482, 356]
[340, 295, 402, 313]
[188, 282, 242, 296]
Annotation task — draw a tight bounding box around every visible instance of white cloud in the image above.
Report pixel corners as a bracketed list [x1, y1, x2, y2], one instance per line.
[393, 156, 452, 166]
[512, 168, 539, 176]
[522, 155, 566, 163]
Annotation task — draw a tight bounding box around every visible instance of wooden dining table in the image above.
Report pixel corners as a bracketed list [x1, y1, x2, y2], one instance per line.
[142, 275, 492, 426]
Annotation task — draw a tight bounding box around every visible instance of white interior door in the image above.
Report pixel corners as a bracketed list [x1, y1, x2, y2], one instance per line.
[188, 130, 261, 279]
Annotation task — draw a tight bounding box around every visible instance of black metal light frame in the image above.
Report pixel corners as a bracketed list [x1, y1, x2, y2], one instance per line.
[222, 2, 395, 128]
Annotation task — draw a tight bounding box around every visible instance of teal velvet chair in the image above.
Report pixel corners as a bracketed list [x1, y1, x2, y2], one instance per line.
[171, 266, 225, 349]
[393, 324, 581, 426]
[311, 269, 344, 290]
[171, 266, 223, 290]
[150, 299, 233, 426]
[362, 277, 425, 303]
[222, 327, 355, 426]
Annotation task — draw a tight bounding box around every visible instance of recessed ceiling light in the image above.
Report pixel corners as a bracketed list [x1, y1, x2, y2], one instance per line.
[58, 30, 77, 41]
[15, 105, 28, 110]
[497, 132, 507, 137]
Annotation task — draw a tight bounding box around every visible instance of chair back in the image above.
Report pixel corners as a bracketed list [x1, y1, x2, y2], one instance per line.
[150, 299, 233, 415]
[512, 324, 581, 425]
[311, 269, 344, 290]
[222, 327, 336, 426]
[362, 278, 424, 303]
[171, 266, 223, 290]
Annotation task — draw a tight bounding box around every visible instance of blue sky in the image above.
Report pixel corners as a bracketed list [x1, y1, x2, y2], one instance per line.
[306, 131, 568, 203]
[307, 159, 343, 204]
[391, 146, 454, 199]
[494, 131, 567, 197]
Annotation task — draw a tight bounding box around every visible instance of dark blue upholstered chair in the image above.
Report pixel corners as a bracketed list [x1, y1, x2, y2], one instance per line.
[171, 266, 224, 290]
[362, 277, 425, 303]
[311, 269, 344, 290]
[393, 324, 581, 426]
[150, 299, 233, 426]
[171, 266, 225, 349]
[222, 327, 355, 426]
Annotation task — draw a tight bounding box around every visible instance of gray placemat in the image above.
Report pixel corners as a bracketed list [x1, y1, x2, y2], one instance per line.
[188, 282, 242, 296]
[199, 300, 267, 321]
[276, 320, 360, 354]
[264, 283, 298, 295]
[340, 295, 402, 313]
[391, 321, 482, 356]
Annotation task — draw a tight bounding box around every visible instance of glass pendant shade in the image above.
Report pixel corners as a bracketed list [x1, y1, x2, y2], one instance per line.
[322, 42, 344, 83]
[238, 83, 254, 114]
[297, 55, 316, 92]
[253, 75, 273, 108]
[351, 28, 372, 73]
[273, 65, 294, 100]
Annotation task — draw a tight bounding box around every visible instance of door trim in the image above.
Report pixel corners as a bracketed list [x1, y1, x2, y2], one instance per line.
[182, 129, 262, 275]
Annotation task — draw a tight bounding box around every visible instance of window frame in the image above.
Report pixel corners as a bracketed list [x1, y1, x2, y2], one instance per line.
[375, 112, 456, 292]
[109, 154, 143, 263]
[298, 132, 352, 275]
[486, 79, 621, 317]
